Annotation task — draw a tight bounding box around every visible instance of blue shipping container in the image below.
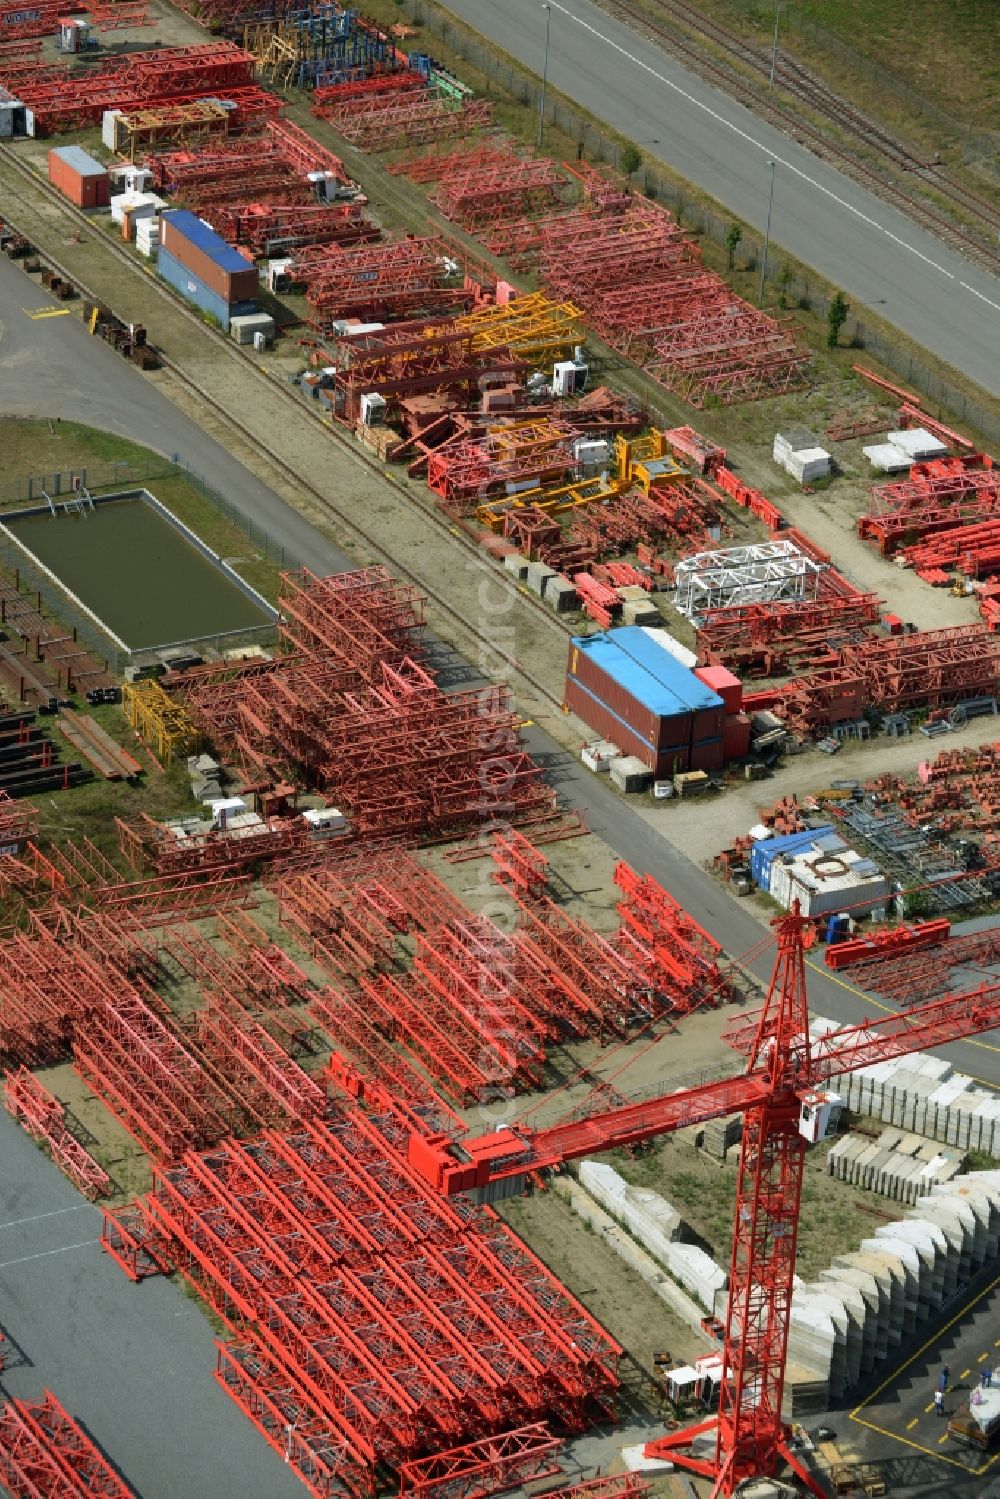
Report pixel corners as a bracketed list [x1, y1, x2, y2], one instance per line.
[156, 246, 254, 327]
[570, 627, 725, 720]
[749, 826, 833, 892]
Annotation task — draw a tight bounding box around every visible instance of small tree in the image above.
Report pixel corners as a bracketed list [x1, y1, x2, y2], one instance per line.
[827, 290, 849, 348]
[776, 262, 793, 309]
[724, 221, 743, 271]
[619, 144, 642, 178]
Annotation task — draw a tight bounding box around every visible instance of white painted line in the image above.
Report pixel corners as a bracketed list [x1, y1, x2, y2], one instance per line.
[0, 1204, 94, 1233]
[549, 0, 958, 279]
[960, 282, 1000, 313]
[0, 1238, 99, 1270]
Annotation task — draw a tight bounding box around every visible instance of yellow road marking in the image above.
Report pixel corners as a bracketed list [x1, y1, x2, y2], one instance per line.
[521, 719, 534, 727]
[924, 1402, 934, 1413]
[906, 1418, 919, 1430]
[851, 1413, 994, 1474]
[979, 1352, 989, 1362]
[23, 306, 72, 320]
[805, 958, 1000, 1065]
[939, 1433, 950, 1445]
[851, 1273, 1000, 1474]
[962, 1368, 972, 1379]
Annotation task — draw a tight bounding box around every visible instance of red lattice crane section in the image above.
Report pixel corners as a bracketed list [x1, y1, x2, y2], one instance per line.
[4, 1066, 111, 1199]
[0, 1389, 132, 1497]
[0, 43, 270, 133]
[396, 1423, 563, 1499]
[409, 907, 1000, 1497]
[117, 1110, 620, 1498]
[172, 568, 555, 844]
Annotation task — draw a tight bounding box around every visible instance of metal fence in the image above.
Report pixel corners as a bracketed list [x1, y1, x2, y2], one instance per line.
[0, 529, 132, 677]
[402, 0, 1000, 448]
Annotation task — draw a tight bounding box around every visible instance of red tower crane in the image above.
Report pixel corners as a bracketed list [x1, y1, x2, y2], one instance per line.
[408, 904, 1000, 1498]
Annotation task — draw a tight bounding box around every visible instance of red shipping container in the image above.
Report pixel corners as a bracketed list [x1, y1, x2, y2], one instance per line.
[694, 664, 743, 714]
[563, 676, 690, 778]
[566, 640, 691, 751]
[48, 145, 109, 209]
[690, 737, 725, 772]
[723, 712, 751, 761]
[161, 209, 258, 304]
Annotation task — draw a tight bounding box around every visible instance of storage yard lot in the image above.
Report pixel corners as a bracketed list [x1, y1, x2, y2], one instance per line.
[0, 1, 1000, 1497]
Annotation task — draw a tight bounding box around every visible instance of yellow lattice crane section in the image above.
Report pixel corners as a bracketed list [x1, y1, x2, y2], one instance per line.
[456, 293, 585, 369]
[243, 20, 300, 87]
[122, 680, 202, 764]
[614, 432, 686, 493]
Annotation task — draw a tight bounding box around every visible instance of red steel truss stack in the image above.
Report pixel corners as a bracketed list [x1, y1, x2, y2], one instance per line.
[173, 567, 555, 843]
[119, 1111, 621, 1497]
[330, 320, 526, 426]
[426, 419, 579, 515]
[4, 1067, 111, 1199]
[273, 844, 711, 1105]
[397, 1424, 563, 1499]
[613, 862, 734, 1010]
[145, 121, 372, 252]
[0, 43, 267, 134]
[292, 237, 479, 326]
[312, 88, 492, 150]
[695, 581, 885, 676]
[0, 1389, 132, 1497]
[0, 787, 39, 849]
[858, 452, 1000, 558]
[743, 623, 1000, 735]
[429, 156, 572, 230]
[456, 189, 810, 407]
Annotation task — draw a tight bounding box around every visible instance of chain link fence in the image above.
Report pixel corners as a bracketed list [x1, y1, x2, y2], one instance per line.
[402, 0, 1000, 448]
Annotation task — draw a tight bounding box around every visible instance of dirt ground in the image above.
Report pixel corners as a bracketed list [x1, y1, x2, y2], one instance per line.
[628, 709, 1000, 872]
[608, 1124, 885, 1282]
[497, 1187, 707, 1392]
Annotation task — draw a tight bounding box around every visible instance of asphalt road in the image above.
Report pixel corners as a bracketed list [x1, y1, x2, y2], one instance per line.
[0, 221, 998, 1494]
[849, 1269, 1000, 1494]
[0, 252, 349, 575]
[1, 248, 997, 1085]
[0, 1111, 305, 1499]
[437, 0, 1000, 399]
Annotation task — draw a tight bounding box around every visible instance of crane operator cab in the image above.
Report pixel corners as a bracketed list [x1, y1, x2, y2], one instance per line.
[796, 1089, 842, 1144]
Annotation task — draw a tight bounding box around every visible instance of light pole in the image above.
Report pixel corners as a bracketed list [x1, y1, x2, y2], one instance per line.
[759, 160, 776, 307]
[537, 2, 552, 149]
[768, 0, 781, 92]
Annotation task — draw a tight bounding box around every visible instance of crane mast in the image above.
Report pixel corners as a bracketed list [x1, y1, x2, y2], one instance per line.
[645, 904, 826, 1497]
[408, 903, 1000, 1497]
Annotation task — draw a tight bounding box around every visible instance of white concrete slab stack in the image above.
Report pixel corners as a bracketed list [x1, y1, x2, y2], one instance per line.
[578, 1160, 726, 1315]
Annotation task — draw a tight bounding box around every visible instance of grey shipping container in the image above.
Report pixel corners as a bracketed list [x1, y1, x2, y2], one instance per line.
[157, 245, 254, 327]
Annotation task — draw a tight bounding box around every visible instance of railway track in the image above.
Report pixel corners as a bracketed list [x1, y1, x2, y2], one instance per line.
[0, 143, 576, 720]
[600, 0, 1000, 273]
